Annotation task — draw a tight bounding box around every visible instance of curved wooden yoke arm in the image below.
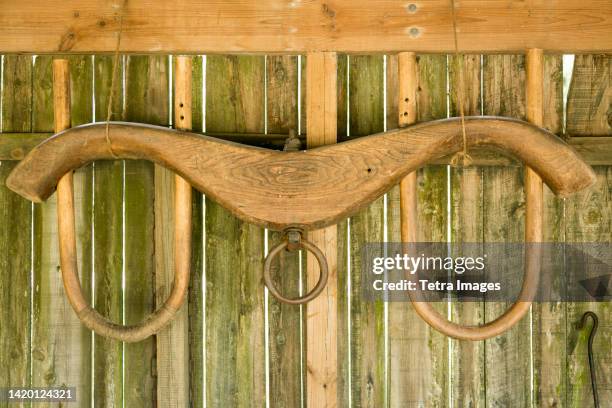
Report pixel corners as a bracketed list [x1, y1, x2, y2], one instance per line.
[7, 116, 595, 231]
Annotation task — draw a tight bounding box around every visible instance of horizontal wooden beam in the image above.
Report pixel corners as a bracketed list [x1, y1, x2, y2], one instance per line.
[1, 1, 611, 54]
[2, 132, 611, 164]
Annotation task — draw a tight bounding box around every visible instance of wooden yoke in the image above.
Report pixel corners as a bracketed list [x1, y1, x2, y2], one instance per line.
[7, 117, 595, 232]
[53, 59, 192, 343]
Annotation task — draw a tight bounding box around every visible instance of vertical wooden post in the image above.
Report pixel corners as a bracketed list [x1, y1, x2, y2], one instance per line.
[398, 52, 418, 243]
[306, 52, 338, 407]
[156, 55, 192, 407]
[525, 49, 544, 246]
[390, 51, 419, 406]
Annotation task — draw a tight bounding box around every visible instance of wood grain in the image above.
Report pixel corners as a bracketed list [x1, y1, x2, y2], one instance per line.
[566, 54, 611, 137]
[30, 56, 93, 407]
[92, 54, 124, 408]
[566, 52, 612, 406]
[156, 55, 190, 407]
[1, 1, 612, 53]
[347, 54, 385, 407]
[188, 55, 205, 408]
[123, 54, 161, 405]
[532, 54, 567, 408]
[8, 116, 596, 232]
[448, 53, 485, 407]
[305, 51, 338, 408]
[482, 54, 530, 407]
[0, 54, 33, 407]
[266, 54, 304, 408]
[388, 53, 449, 407]
[205, 55, 266, 407]
[4, 131, 612, 164]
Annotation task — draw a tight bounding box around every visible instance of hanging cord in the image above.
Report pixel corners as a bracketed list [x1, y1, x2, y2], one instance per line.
[449, 0, 472, 167]
[579, 311, 599, 408]
[104, 0, 127, 159]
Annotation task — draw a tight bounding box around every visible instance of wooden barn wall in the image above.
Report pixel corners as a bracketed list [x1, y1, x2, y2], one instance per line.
[0, 53, 610, 407]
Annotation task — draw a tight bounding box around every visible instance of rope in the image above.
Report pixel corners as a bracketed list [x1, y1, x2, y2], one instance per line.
[449, 0, 472, 167]
[104, 0, 127, 159]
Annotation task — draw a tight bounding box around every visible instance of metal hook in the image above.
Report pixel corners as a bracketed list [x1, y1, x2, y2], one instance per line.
[578, 311, 599, 408]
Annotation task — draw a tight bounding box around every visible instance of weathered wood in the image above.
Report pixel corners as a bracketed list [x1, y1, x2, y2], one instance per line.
[123, 54, 165, 403]
[4, 131, 612, 164]
[0, 54, 33, 405]
[411, 54, 449, 406]
[188, 55, 205, 408]
[388, 51, 422, 408]
[8, 117, 596, 232]
[532, 54, 567, 408]
[566, 54, 611, 137]
[334, 54, 350, 408]
[347, 54, 385, 407]
[565, 167, 612, 406]
[92, 55, 124, 408]
[156, 55, 191, 407]
[305, 51, 338, 408]
[566, 52, 612, 406]
[205, 55, 266, 407]
[31, 56, 93, 407]
[266, 55, 304, 408]
[482, 54, 530, 407]
[448, 54, 485, 407]
[2, 1, 612, 53]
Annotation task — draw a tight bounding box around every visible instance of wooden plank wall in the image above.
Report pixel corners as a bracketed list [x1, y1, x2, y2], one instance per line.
[0, 53, 610, 407]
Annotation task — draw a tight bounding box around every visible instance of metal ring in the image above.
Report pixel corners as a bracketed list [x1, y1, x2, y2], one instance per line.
[264, 236, 329, 305]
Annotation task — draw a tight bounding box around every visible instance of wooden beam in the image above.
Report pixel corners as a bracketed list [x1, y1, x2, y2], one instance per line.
[306, 51, 338, 407]
[1, 0, 611, 54]
[3, 132, 612, 164]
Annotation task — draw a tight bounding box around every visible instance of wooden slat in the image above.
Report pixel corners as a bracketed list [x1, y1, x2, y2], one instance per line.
[482, 54, 531, 407]
[123, 55, 166, 406]
[30, 55, 93, 406]
[566, 55, 611, 137]
[532, 54, 567, 408]
[1, 1, 612, 53]
[205, 55, 266, 407]
[566, 52, 612, 406]
[0, 55, 33, 404]
[266, 55, 304, 408]
[92, 55, 124, 407]
[188, 55, 205, 408]
[305, 51, 338, 408]
[388, 54, 449, 407]
[334, 54, 350, 407]
[155, 55, 191, 407]
[347, 54, 386, 407]
[448, 54, 486, 408]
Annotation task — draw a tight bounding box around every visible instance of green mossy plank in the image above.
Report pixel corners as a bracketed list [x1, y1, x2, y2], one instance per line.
[387, 54, 449, 408]
[566, 53, 612, 406]
[266, 55, 304, 408]
[482, 54, 531, 408]
[92, 55, 124, 408]
[124, 55, 166, 407]
[31, 54, 94, 408]
[334, 54, 350, 408]
[532, 55, 568, 408]
[205, 55, 266, 407]
[448, 54, 486, 408]
[188, 55, 205, 408]
[346, 54, 386, 408]
[0, 55, 33, 408]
